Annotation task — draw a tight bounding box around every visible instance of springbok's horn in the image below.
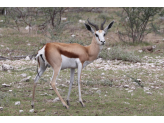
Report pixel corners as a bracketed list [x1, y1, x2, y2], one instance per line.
[87, 18, 99, 31]
[100, 18, 106, 30]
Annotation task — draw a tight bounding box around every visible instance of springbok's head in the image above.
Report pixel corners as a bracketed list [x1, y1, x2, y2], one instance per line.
[85, 18, 114, 45]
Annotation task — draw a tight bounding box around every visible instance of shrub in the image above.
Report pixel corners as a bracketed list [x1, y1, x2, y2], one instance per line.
[117, 7, 163, 43]
[99, 46, 141, 63]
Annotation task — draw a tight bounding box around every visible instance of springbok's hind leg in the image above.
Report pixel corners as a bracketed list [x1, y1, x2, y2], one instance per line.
[31, 56, 47, 109]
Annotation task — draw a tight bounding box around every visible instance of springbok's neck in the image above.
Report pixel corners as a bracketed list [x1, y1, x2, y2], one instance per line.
[86, 36, 103, 61]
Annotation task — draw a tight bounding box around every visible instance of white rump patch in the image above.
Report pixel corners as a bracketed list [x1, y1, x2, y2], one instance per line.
[36, 46, 49, 66]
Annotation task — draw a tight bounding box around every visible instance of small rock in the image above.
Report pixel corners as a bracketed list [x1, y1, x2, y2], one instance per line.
[71, 34, 75, 37]
[15, 101, 20, 105]
[9, 90, 12, 92]
[107, 47, 111, 50]
[144, 87, 150, 91]
[131, 86, 135, 90]
[128, 90, 133, 93]
[61, 17, 67, 21]
[2, 64, 14, 71]
[40, 109, 45, 112]
[25, 26, 32, 30]
[137, 79, 141, 82]
[40, 93, 48, 96]
[52, 97, 60, 103]
[25, 56, 30, 60]
[61, 84, 67, 87]
[66, 80, 70, 84]
[156, 87, 159, 89]
[91, 88, 98, 90]
[29, 109, 34, 113]
[19, 110, 24, 113]
[124, 102, 130, 104]
[49, 88, 53, 90]
[146, 92, 152, 95]
[21, 76, 31, 82]
[54, 112, 58, 114]
[2, 83, 11, 87]
[0, 107, 3, 111]
[20, 73, 27, 78]
[79, 20, 85, 23]
[46, 99, 53, 103]
[96, 90, 101, 95]
[101, 73, 105, 76]
[138, 50, 143, 53]
[123, 85, 129, 88]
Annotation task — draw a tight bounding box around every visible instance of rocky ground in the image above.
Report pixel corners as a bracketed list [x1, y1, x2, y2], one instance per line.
[1, 55, 164, 115]
[1, 55, 164, 94]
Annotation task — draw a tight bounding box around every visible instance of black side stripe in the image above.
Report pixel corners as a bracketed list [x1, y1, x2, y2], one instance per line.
[40, 54, 45, 62]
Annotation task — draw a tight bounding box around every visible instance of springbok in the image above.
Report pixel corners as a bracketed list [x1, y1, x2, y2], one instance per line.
[31, 18, 114, 109]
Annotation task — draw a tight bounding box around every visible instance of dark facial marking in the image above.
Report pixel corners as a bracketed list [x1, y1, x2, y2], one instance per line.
[95, 34, 98, 37]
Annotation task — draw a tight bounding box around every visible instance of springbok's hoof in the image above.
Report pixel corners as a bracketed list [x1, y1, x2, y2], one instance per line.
[66, 100, 70, 106]
[31, 105, 34, 109]
[80, 101, 85, 107]
[63, 104, 69, 109]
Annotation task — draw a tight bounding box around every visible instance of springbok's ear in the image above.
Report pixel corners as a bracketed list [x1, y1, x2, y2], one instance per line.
[104, 21, 114, 33]
[84, 23, 95, 34]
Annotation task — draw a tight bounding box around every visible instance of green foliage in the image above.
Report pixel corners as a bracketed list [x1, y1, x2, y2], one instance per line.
[98, 14, 114, 21]
[150, 23, 161, 35]
[118, 7, 163, 43]
[0, 92, 10, 107]
[4, 7, 39, 32]
[159, 8, 164, 16]
[126, 75, 144, 88]
[100, 46, 141, 63]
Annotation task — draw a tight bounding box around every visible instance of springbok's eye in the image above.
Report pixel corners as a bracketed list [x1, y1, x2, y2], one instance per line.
[95, 34, 98, 37]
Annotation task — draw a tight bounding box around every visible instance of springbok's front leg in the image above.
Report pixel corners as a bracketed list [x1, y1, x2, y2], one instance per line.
[50, 65, 69, 109]
[77, 60, 85, 107]
[66, 68, 75, 106]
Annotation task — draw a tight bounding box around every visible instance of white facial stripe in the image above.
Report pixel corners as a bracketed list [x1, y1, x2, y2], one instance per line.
[95, 30, 105, 40]
[95, 30, 106, 45]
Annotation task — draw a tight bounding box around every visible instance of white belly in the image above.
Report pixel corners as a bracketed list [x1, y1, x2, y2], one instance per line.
[61, 55, 92, 70]
[61, 55, 78, 70]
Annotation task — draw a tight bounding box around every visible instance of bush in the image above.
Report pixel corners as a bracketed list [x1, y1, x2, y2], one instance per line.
[117, 7, 163, 43]
[99, 46, 141, 63]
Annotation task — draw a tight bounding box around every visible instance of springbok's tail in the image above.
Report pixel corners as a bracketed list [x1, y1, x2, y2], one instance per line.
[35, 54, 45, 77]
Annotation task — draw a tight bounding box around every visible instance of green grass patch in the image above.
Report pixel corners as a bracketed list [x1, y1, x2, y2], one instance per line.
[100, 46, 141, 62]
